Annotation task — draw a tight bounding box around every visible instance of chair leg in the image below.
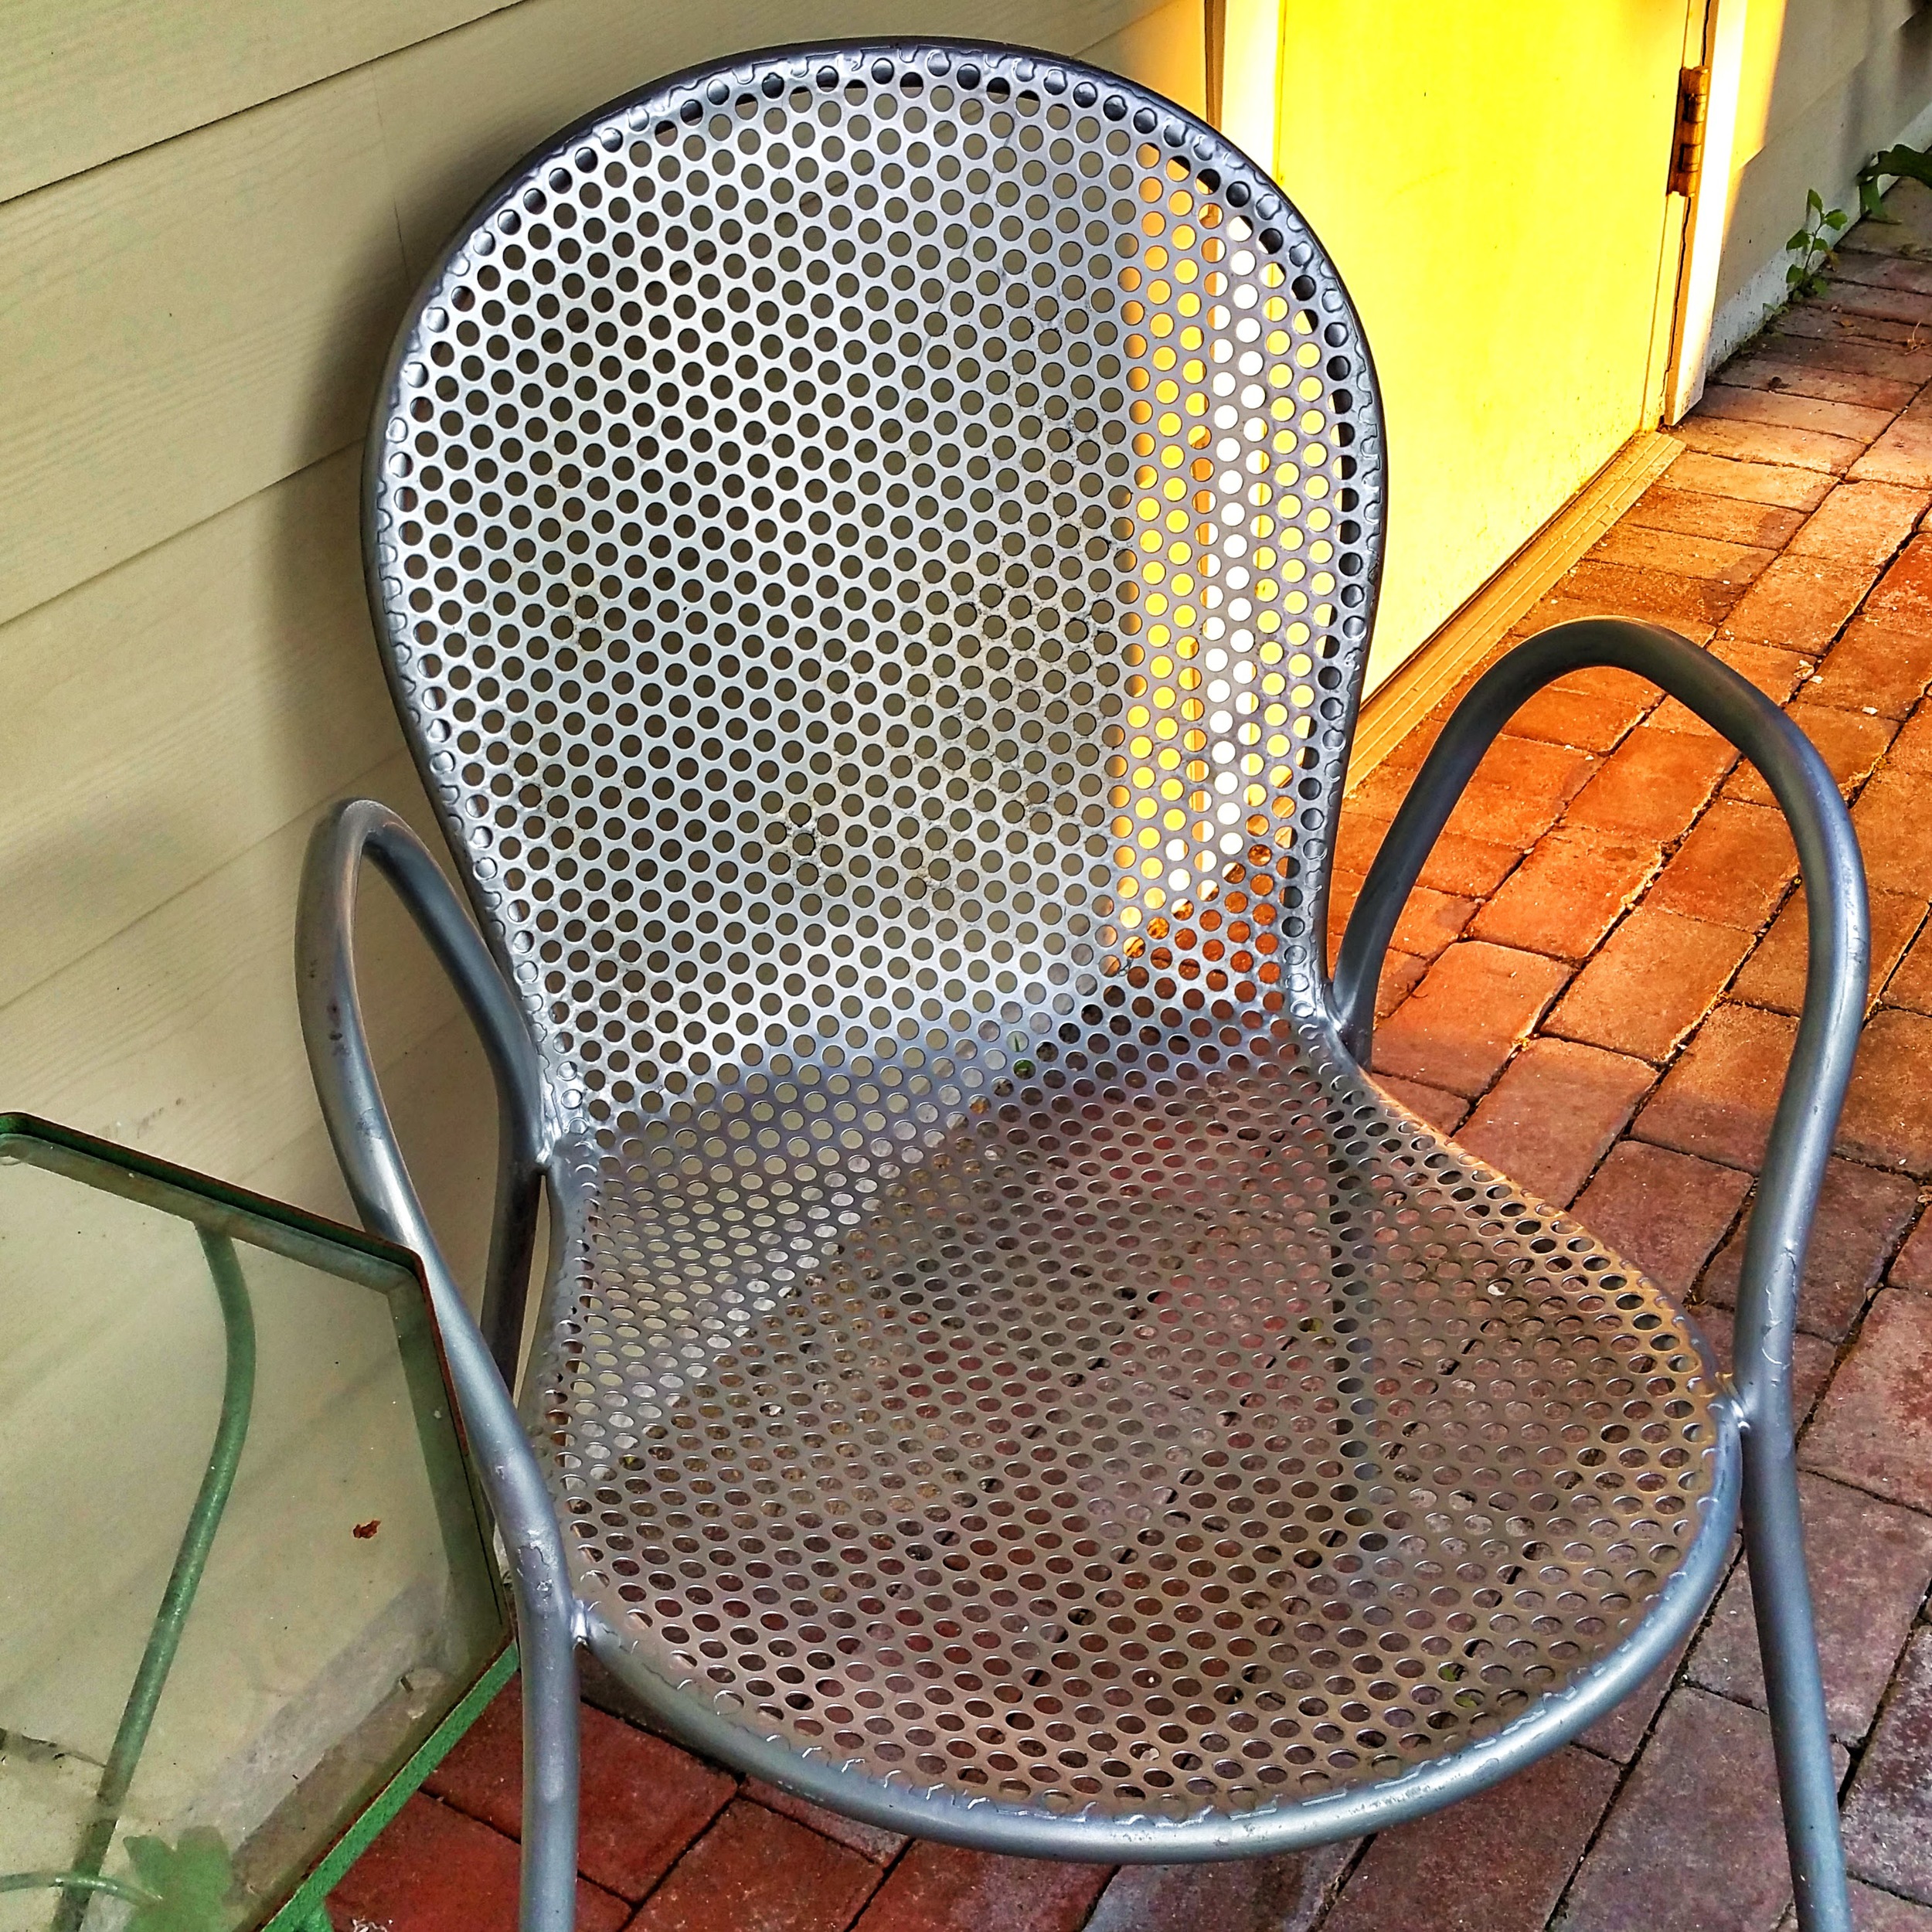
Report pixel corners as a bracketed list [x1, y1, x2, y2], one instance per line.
[1741, 1425, 1852, 1932]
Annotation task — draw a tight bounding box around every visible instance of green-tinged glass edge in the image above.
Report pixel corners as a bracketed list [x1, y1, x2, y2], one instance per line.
[0, 1111, 518, 1930]
[260, 1642, 519, 1932]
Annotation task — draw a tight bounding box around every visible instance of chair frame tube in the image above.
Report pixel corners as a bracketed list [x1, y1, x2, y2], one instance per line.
[1333, 616, 1864, 1932]
[297, 800, 580, 1932]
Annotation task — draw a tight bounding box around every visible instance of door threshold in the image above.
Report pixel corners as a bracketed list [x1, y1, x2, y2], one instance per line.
[1346, 430, 1679, 787]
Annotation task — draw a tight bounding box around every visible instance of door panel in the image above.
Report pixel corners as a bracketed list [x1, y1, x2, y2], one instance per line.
[1264, 4, 1697, 690]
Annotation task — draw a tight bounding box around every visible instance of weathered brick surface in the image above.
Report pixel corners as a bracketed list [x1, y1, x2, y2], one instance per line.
[1692, 1302, 1837, 1424]
[1468, 825, 1659, 960]
[1555, 558, 1743, 629]
[1663, 446, 1836, 508]
[1808, 617, 1932, 717]
[743, 1780, 908, 1866]
[1321, 1749, 1617, 1932]
[1648, 636, 1815, 736]
[1624, 480, 1808, 547]
[1731, 886, 1925, 1015]
[1852, 767, 1932, 896]
[1802, 1288, 1932, 1508]
[1890, 1207, 1932, 1292]
[1590, 519, 1777, 587]
[628, 1801, 882, 1932]
[1370, 941, 1571, 1097]
[1456, 1038, 1653, 1206]
[1723, 701, 1895, 801]
[1506, 680, 1654, 751]
[1636, 1002, 1800, 1172]
[1673, 413, 1865, 474]
[427, 1682, 733, 1901]
[1787, 479, 1927, 566]
[1328, 868, 1475, 962]
[1376, 1071, 1471, 1136]
[1839, 1007, 1932, 1175]
[1560, 1689, 1842, 1932]
[1444, 736, 1599, 847]
[1842, 1631, 1932, 1906]
[1855, 405, 1932, 488]
[1563, 727, 1737, 842]
[1083, 1845, 1353, 1932]
[328, 1795, 629, 1932]
[1570, 1141, 1750, 1295]
[1547, 907, 1753, 1062]
[1698, 1155, 1918, 1340]
[1880, 910, 1932, 1012]
[1695, 379, 1899, 444]
[1688, 1472, 1932, 1741]
[852, 1844, 1111, 1932]
[1719, 553, 1878, 651]
[1646, 801, 1798, 927]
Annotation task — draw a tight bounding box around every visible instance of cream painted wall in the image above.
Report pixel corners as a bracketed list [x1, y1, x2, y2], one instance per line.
[0, 0, 1192, 1300]
[0, 0, 1199, 1850]
[1707, 0, 1932, 368]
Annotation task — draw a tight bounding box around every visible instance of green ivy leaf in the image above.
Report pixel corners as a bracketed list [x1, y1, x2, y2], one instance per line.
[1868, 144, 1932, 191]
[1808, 186, 1825, 213]
[1787, 229, 1815, 250]
[121, 1831, 236, 1932]
[1825, 208, 1850, 229]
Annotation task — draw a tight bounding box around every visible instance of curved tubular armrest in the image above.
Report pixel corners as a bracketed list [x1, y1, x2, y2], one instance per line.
[1332, 617, 1869, 1433]
[296, 798, 578, 1932]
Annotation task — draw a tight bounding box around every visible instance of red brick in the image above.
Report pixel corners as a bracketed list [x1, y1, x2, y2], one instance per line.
[1789, 479, 1929, 567]
[1321, 1747, 1617, 1932]
[328, 1794, 629, 1932]
[1562, 1688, 1844, 1932]
[1825, 278, 1932, 327]
[1590, 519, 1777, 586]
[1841, 1630, 1932, 1905]
[1672, 413, 1865, 474]
[1719, 553, 1877, 652]
[1699, 1155, 1919, 1341]
[1467, 825, 1658, 961]
[1689, 1472, 1932, 1743]
[1814, 1879, 1932, 1930]
[1442, 735, 1598, 847]
[1777, 300, 1932, 352]
[1891, 701, 1932, 770]
[1891, 1209, 1932, 1291]
[1723, 702, 1895, 802]
[1372, 949, 1427, 1018]
[1375, 1073, 1470, 1136]
[1731, 886, 1926, 1015]
[1805, 617, 1932, 718]
[1664, 447, 1837, 509]
[1692, 1302, 1837, 1424]
[1853, 767, 1932, 898]
[1369, 941, 1571, 1097]
[1554, 557, 1743, 628]
[1649, 636, 1816, 736]
[1837, 250, 1932, 296]
[1327, 869, 1473, 964]
[1548, 908, 1754, 1062]
[743, 1781, 907, 1866]
[1802, 1288, 1932, 1509]
[1853, 405, 1932, 488]
[852, 1842, 1111, 1932]
[1862, 532, 1932, 631]
[1332, 809, 1521, 900]
[1886, 908, 1932, 1012]
[628, 1801, 881, 1932]
[426, 1682, 733, 1902]
[1647, 801, 1798, 928]
[1624, 480, 1809, 548]
[1571, 1140, 1751, 1294]
[1717, 358, 1921, 413]
[1762, 306, 1932, 383]
[1455, 1038, 1653, 1206]
[1577, 1635, 1690, 1764]
[1637, 1002, 1797, 1172]
[1082, 1844, 1352, 1932]
[1695, 379, 1897, 444]
[1841, 1008, 1932, 1176]
[1564, 727, 1737, 842]
[1505, 679, 1651, 751]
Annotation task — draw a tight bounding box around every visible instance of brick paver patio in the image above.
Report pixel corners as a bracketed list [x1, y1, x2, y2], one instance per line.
[334, 192, 1932, 1932]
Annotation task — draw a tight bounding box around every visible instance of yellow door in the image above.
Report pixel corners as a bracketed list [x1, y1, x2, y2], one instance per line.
[1245, 4, 1699, 690]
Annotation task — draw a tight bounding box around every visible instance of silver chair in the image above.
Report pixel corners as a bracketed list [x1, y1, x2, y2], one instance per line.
[297, 42, 1865, 1931]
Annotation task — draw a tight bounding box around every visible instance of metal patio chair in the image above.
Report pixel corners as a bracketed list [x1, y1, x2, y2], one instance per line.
[296, 42, 1866, 1932]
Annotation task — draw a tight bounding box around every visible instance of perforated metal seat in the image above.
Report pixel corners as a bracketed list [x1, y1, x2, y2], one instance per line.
[302, 37, 1861, 1927]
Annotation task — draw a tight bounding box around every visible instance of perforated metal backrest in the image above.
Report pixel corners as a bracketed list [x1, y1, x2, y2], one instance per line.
[364, 41, 1384, 1145]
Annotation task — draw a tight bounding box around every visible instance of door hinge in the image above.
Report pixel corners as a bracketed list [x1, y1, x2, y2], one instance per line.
[1668, 65, 1712, 196]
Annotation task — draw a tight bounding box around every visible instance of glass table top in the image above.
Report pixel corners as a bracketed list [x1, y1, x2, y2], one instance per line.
[0, 1117, 507, 1932]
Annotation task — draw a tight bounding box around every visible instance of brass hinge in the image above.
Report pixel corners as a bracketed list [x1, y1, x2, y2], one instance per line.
[1668, 65, 1712, 196]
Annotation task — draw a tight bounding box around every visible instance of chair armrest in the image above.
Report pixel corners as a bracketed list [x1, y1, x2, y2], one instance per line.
[296, 798, 579, 1932]
[1332, 616, 1869, 1438]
